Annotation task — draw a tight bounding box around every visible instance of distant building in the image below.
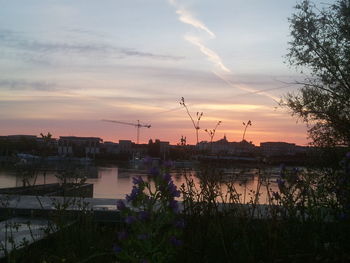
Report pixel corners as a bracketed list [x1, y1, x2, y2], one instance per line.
[212, 135, 230, 154]
[147, 139, 170, 159]
[134, 143, 148, 157]
[260, 142, 297, 157]
[119, 140, 133, 153]
[159, 141, 170, 158]
[58, 136, 102, 157]
[229, 140, 256, 155]
[2, 135, 38, 142]
[103, 141, 119, 154]
[0, 135, 38, 156]
[197, 136, 255, 156]
[0, 134, 59, 156]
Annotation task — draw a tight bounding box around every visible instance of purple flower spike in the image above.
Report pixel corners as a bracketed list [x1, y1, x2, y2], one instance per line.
[117, 230, 128, 241]
[113, 244, 122, 254]
[163, 173, 172, 183]
[138, 211, 150, 221]
[132, 176, 144, 185]
[174, 219, 185, 229]
[346, 152, 350, 159]
[143, 156, 153, 165]
[137, 233, 149, 240]
[126, 186, 140, 202]
[168, 182, 181, 197]
[174, 189, 181, 198]
[169, 199, 179, 213]
[339, 212, 348, 221]
[169, 236, 182, 247]
[149, 167, 160, 176]
[116, 200, 126, 211]
[163, 160, 174, 168]
[125, 215, 136, 224]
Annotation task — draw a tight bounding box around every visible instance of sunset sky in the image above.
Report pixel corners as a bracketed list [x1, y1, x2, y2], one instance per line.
[0, 0, 330, 145]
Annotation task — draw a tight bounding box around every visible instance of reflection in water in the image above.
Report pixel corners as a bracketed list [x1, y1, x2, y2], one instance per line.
[0, 167, 279, 203]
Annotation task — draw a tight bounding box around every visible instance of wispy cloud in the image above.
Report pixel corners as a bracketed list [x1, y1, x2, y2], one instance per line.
[0, 79, 57, 91]
[0, 29, 184, 62]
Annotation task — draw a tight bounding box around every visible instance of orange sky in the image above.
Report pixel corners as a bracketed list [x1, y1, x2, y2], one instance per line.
[0, 0, 320, 146]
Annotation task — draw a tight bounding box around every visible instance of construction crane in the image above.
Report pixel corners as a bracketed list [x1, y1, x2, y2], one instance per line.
[102, 119, 151, 144]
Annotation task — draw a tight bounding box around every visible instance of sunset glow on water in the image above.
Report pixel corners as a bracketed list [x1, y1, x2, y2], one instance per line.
[0, 166, 279, 204]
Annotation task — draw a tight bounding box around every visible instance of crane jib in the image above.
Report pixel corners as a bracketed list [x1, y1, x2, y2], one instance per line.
[101, 119, 151, 144]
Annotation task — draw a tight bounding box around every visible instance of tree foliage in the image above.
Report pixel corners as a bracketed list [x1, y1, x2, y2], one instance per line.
[285, 0, 350, 146]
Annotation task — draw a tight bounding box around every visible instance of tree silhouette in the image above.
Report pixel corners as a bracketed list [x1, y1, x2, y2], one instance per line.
[284, 0, 350, 146]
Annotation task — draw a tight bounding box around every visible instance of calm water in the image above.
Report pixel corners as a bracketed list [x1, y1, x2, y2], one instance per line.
[0, 166, 280, 204]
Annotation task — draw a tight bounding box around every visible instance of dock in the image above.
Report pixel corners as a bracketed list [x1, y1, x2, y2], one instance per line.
[0, 183, 93, 198]
[0, 194, 122, 222]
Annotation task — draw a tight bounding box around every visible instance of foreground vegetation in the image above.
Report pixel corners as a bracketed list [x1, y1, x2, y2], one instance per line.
[1, 151, 349, 263]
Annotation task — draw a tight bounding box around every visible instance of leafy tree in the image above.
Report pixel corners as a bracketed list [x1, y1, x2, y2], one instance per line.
[285, 0, 350, 146]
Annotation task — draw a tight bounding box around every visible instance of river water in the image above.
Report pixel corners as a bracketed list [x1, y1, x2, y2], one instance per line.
[0, 166, 281, 204]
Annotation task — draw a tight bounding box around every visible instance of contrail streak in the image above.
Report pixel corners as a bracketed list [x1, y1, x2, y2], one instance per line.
[185, 35, 231, 73]
[168, 0, 278, 102]
[168, 0, 215, 38]
[168, 0, 230, 74]
[176, 8, 215, 38]
[213, 71, 280, 102]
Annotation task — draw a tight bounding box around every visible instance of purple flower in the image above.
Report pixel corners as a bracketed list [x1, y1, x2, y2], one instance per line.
[113, 244, 122, 254]
[339, 212, 348, 221]
[143, 156, 153, 165]
[137, 233, 149, 240]
[168, 182, 181, 198]
[174, 219, 185, 229]
[138, 211, 150, 221]
[132, 176, 144, 185]
[163, 160, 174, 168]
[125, 215, 136, 224]
[162, 173, 172, 183]
[169, 236, 182, 247]
[126, 186, 140, 202]
[149, 167, 160, 176]
[346, 152, 350, 159]
[116, 200, 126, 211]
[169, 199, 179, 213]
[117, 230, 128, 241]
